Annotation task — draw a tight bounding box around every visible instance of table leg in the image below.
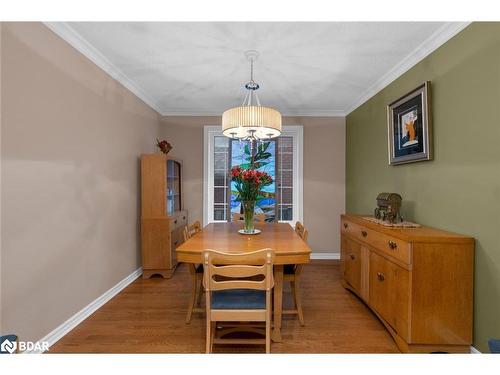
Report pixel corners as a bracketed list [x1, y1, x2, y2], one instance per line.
[272, 265, 283, 342]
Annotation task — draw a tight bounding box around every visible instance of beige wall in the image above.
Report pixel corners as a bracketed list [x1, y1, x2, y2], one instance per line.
[1, 23, 160, 342]
[160, 116, 345, 253]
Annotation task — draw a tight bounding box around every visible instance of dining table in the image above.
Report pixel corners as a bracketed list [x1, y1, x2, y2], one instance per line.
[175, 221, 312, 342]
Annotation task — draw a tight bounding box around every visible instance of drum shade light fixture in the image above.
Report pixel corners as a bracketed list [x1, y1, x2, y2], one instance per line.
[222, 50, 282, 141]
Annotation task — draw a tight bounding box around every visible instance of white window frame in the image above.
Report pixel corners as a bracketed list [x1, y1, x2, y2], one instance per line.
[203, 125, 303, 226]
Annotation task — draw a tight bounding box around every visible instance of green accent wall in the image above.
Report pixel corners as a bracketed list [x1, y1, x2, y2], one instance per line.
[346, 22, 500, 353]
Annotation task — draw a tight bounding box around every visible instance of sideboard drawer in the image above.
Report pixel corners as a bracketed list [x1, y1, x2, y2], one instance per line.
[341, 218, 365, 240]
[341, 218, 411, 264]
[366, 229, 411, 265]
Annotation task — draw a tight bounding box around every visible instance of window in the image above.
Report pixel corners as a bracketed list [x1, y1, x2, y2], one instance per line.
[204, 126, 303, 225]
[213, 136, 230, 221]
[277, 136, 294, 221]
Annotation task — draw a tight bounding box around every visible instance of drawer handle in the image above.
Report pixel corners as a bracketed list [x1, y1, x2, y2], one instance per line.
[350, 254, 355, 260]
[174, 220, 178, 224]
[343, 223, 348, 229]
[377, 272, 385, 281]
[361, 230, 368, 237]
[183, 216, 186, 220]
[388, 240, 397, 249]
[174, 241, 178, 246]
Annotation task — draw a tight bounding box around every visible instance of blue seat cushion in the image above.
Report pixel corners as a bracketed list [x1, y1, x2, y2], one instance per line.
[284, 264, 296, 274]
[211, 289, 266, 310]
[489, 339, 500, 353]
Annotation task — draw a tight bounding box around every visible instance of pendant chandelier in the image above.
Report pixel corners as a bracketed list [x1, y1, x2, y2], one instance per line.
[222, 50, 282, 141]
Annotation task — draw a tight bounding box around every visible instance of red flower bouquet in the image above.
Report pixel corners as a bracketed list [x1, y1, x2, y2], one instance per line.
[230, 166, 273, 233]
[230, 166, 273, 202]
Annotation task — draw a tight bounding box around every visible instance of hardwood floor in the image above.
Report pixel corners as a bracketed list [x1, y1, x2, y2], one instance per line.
[50, 261, 399, 353]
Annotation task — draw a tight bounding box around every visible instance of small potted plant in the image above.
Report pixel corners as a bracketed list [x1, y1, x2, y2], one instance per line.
[156, 138, 172, 155]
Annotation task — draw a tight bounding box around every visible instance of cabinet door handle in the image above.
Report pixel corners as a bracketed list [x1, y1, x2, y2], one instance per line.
[183, 216, 186, 220]
[377, 272, 385, 281]
[343, 223, 348, 229]
[173, 241, 178, 246]
[350, 254, 355, 260]
[174, 219, 178, 224]
[388, 240, 397, 249]
[361, 230, 368, 237]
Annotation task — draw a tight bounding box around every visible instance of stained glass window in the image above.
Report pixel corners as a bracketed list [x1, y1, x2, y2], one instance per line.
[230, 140, 277, 221]
[211, 134, 296, 223]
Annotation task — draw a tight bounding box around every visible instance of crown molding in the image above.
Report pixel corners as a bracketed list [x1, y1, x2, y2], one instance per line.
[42, 22, 346, 118]
[44, 22, 470, 119]
[160, 109, 346, 117]
[43, 22, 163, 114]
[345, 22, 471, 115]
[281, 109, 347, 117]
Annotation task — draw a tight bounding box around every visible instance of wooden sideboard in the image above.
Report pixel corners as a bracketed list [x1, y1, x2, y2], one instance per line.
[141, 153, 187, 279]
[340, 214, 474, 353]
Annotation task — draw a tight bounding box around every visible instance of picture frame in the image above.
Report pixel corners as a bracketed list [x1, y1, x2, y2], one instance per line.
[387, 81, 432, 165]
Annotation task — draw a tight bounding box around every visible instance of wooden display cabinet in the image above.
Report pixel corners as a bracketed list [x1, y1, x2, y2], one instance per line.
[141, 154, 187, 278]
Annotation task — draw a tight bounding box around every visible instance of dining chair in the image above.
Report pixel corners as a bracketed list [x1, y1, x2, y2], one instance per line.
[231, 212, 267, 223]
[183, 221, 204, 324]
[294, 221, 305, 237]
[282, 222, 308, 326]
[202, 248, 275, 353]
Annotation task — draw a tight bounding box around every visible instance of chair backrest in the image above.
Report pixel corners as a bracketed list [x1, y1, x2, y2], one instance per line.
[295, 221, 305, 236]
[202, 249, 274, 292]
[302, 228, 309, 243]
[232, 213, 267, 223]
[294, 221, 308, 243]
[183, 220, 202, 242]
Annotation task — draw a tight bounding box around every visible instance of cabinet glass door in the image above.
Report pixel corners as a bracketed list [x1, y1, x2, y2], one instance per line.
[166, 160, 181, 215]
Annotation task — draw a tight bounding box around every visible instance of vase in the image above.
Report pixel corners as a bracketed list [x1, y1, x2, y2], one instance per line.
[242, 200, 256, 234]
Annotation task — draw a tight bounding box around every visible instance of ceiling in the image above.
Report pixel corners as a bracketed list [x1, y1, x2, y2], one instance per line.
[45, 22, 468, 116]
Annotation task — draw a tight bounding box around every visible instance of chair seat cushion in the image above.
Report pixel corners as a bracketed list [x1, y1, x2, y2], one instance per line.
[284, 264, 296, 274]
[211, 289, 266, 310]
[489, 339, 500, 353]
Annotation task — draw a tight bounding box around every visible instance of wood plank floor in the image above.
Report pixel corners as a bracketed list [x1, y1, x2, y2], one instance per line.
[50, 261, 400, 353]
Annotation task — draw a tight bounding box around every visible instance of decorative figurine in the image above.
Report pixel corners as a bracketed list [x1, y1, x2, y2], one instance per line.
[374, 193, 403, 223]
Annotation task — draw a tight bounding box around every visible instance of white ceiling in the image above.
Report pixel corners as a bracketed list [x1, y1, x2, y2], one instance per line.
[46, 22, 469, 116]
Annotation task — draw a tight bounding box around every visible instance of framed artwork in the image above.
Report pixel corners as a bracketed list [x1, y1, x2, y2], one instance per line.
[387, 81, 432, 165]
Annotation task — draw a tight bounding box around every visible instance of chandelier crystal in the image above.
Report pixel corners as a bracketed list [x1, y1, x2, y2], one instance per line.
[222, 50, 282, 141]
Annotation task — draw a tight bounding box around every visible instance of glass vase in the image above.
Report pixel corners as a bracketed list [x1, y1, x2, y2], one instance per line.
[242, 200, 256, 234]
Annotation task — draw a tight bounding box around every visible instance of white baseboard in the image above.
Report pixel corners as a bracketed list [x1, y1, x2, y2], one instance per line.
[24, 267, 143, 354]
[311, 252, 340, 260]
[470, 346, 481, 354]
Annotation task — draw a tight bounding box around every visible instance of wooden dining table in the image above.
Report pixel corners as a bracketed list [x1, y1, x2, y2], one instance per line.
[175, 222, 312, 342]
